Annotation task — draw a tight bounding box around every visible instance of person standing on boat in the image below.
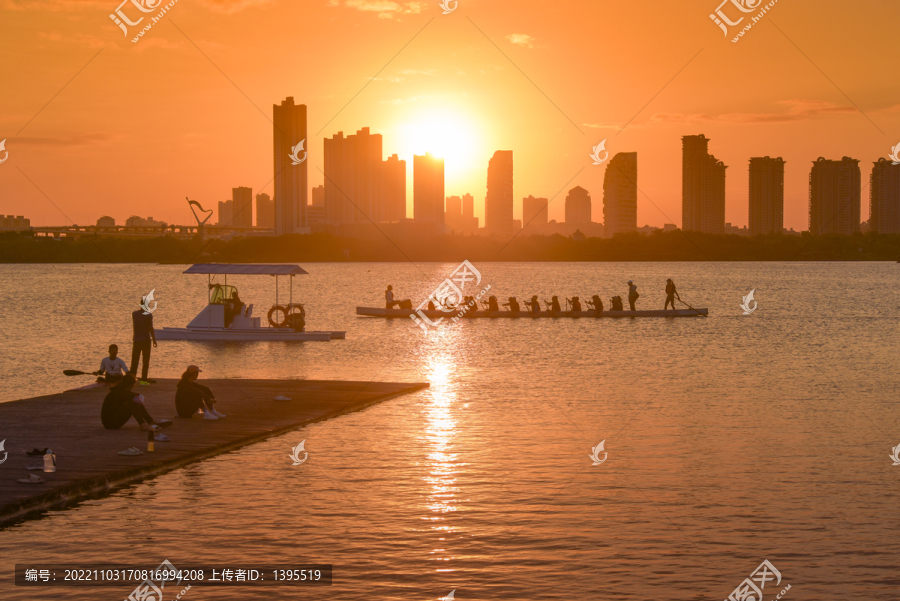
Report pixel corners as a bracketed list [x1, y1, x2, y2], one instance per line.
[130, 296, 157, 386]
[664, 278, 681, 310]
[385, 285, 396, 309]
[627, 280, 640, 311]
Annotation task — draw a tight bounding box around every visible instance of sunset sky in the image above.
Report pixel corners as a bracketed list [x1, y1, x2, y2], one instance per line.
[1, 0, 898, 231]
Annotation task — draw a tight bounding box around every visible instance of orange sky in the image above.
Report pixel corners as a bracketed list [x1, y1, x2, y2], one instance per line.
[1, 0, 898, 231]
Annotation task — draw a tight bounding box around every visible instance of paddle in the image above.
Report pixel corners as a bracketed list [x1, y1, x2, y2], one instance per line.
[63, 370, 96, 376]
[677, 298, 705, 317]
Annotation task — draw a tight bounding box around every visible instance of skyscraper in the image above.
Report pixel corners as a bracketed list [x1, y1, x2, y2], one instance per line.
[256, 193, 274, 229]
[413, 153, 444, 224]
[273, 97, 307, 234]
[869, 158, 900, 234]
[324, 128, 404, 224]
[603, 152, 637, 236]
[217, 200, 233, 226]
[463, 193, 475, 225]
[382, 153, 407, 222]
[748, 156, 785, 235]
[485, 150, 513, 232]
[682, 135, 726, 234]
[232, 186, 253, 227]
[809, 156, 860, 235]
[565, 186, 592, 224]
[311, 185, 325, 207]
[522, 195, 548, 228]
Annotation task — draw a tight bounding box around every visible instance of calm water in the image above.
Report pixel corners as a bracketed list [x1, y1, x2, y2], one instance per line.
[0, 262, 898, 600]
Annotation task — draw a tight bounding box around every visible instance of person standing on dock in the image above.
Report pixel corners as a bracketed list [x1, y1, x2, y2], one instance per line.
[627, 280, 640, 311]
[664, 278, 681, 310]
[131, 296, 157, 386]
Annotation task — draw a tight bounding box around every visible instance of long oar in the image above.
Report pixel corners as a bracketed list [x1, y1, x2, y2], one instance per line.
[63, 370, 96, 376]
[677, 298, 705, 317]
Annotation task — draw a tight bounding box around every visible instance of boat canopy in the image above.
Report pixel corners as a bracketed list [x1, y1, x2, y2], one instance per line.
[183, 264, 308, 275]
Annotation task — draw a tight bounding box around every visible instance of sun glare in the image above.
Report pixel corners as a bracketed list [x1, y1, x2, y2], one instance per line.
[397, 110, 481, 182]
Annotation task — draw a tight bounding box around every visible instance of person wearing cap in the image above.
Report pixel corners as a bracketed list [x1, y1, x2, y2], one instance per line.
[175, 365, 225, 420]
[130, 295, 158, 386]
[627, 280, 640, 311]
[664, 278, 681, 310]
[385, 285, 396, 309]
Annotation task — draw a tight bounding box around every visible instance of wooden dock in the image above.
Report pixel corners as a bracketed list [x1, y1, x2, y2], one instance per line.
[0, 378, 429, 528]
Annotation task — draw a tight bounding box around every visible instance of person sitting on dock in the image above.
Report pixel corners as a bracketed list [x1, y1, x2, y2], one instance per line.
[627, 280, 640, 311]
[502, 297, 521, 312]
[525, 295, 541, 314]
[95, 344, 128, 384]
[101, 374, 166, 430]
[664, 278, 681, 310]
[545, 296, 562, 312]
[175, 365, 226, 420]
[587, 295, 604, 313]
[567, 296, 582, 312]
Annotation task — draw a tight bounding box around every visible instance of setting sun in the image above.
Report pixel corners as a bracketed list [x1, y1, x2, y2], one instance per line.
[395, 109, 483, 183]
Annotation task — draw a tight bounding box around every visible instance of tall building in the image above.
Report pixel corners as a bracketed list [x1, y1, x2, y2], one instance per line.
[682, 134, 726, 234]
[522, 195, 548, 228]
[445, 194, 478, 233]
[748, 156, 785, 236]
[256, 193, 274, 229]
[382, 153, 406, 222]
[217, 200, 233, 225]
[311, 185, 325, 206]
[809, 156, 860, 235]
[565, 186, 592, 224]
[485, 150, 514, 232]
[603, 152, 637, 236]
[232, 186, 253, 227]
[869, 158, 900, 234]
[0, 215, 30, 231]
[413, 153, 444, 224]
[324, 127, 404, 224]
[273, 97, 307, 235]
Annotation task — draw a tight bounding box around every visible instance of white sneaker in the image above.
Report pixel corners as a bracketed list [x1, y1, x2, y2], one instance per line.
[202, 411, 219, 420]
[211, 408, 226, 418]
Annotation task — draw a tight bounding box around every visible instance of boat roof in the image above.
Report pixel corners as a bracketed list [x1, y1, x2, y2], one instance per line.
[184, 264, 308, 275]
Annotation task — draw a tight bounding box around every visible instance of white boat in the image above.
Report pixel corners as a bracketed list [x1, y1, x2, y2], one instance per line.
[155, 264, 345, 341]
[356, 306, 708, 318]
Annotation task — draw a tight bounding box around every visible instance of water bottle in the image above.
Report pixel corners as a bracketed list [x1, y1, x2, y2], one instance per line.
[43, 449, 56, 473]
[147, 429, 155, 452]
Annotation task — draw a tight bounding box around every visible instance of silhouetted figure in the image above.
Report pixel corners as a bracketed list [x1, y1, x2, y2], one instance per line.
[225, 289, 244, 327]
[525, 295, 541, 314]
[176, 365, 225, 420]
[96, 343, 128, 384]
[664, 278, 681, 310]
[567, 296, 582, 312]
[587, 295, 604, 313]
[503, 297, 521, 312]
[385, 285, 396, 309]
[101, 375, 159, 430]
[131, 296, 157, 386]
[545, 296, 562, 312]
[610, 296, 624, 311]
[483, 295, 500, 312]
[627, 280, 639, 311]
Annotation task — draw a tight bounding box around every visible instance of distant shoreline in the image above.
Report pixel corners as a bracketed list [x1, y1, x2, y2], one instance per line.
[1, 230, 898, 263]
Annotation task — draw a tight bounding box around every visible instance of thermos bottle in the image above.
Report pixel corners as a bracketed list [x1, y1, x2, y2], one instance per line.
[43, 449, 56, 472]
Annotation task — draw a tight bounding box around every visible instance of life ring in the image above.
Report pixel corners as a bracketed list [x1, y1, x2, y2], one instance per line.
[268, 305, 288, 328]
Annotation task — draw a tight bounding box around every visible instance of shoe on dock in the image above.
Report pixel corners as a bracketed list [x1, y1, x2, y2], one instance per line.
[18, 474, 45, 484]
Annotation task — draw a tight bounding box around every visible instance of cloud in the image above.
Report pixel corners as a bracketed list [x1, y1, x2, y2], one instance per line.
[584, 100, 860, 130]
[506, 33, 536, 48]
[11, 134, 115, 146]
[197, 0, 275, 13]
[38, 30, 119, 49]
[332, 0, 425, 18]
